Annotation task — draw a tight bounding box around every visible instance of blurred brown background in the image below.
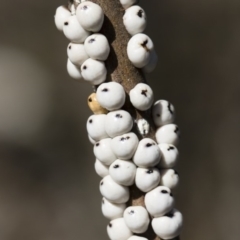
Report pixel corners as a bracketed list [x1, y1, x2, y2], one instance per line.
[0, 0, 239, 239]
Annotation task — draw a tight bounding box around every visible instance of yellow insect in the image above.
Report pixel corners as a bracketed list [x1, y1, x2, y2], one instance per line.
[88, 93, 108, 115]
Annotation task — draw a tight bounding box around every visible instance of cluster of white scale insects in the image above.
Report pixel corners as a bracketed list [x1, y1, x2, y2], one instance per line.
[54, 0, 183, 239]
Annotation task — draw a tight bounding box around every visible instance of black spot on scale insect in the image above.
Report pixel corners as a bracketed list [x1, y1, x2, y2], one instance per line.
[168, 102, 174, 115]
[115, 114, 122, 118]
[161, 190, 169, 194]
[137, 9, 144, 18]
[141, 89, 148, 97]
[129, 210, 135, 215]
[174, 126, 179, 133]
[168, 146, 175, 151]
[88, 38, 96, 43]
[146, 143, 153, 147]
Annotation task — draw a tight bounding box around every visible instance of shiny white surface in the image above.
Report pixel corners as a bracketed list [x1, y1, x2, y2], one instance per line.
[94, 138, 117, 166]
[107, 218, 133, 240]
[120, 0, 137, 9]
[111, 132, 139, 160]
[67, 43, 89, 66]
[133, 138, 161, 167]
[152, 100, 175, 127]
[76, 1, 104, 32]
[101, 198, 126, 220]
[135, 167, 160, 192]
[123, 6, 147, 35]
[105, 110, 133, 138]
[81, 58, 107, 85]
[95, 159, 109, 178]
[127, 33, 154, 68]
[145, 186, 174, 217]
[160, 169, 179, 190]
[96, 82, 126, 111]
[54, 6, 71, 31]
[109, 160, 136, 186]
[129, 83, 154, 111]
[86, 114, 108, 141]
[152, 209, 183, 239]
[156, 124, 180, 146]
[84, 34, 110, 61]
[100, 176, 130, 204]
[67, 59, 82, 80]
[158, 143, 179, 168]
[123, 206, 150, 233]
[63, 15, 90, 43]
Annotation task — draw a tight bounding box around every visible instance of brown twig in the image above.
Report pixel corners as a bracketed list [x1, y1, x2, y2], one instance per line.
[74, 0, 180, 239]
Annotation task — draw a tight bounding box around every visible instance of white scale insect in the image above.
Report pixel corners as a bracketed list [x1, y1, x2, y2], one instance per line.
[123, 206, 150, 233]
[84, 34, 110, 61]
[123, 5, 147, 35]
[127, 33, 154, 68]
[76, 1, 104, 32]
[81, 58, 107, 85]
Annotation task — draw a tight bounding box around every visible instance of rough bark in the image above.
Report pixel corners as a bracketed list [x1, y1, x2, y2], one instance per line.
[72, 1, 180, 239]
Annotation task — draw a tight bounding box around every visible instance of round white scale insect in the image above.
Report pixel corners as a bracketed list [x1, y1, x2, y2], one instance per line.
[55, 5, 71, 31]
[105, 110, 133, 138]
[152, 100, 175, 127]
[86, 114, 108, 141]
[133, 138, 161, 167]
[155, 124, 180, 146]
[102, 197, 126, 220]
[129, 83, 154, 111]
[160, 169, 179, 190]
[158, 143, 179, 168]
[145, 186, 175, 217]
[100, 175, 130, 204]
[127, 33, 154, 68]
[94, 138, 117, 166]
[63, 15, 90, 43]
[128, 237, 148, 240]
[109, 159, 137, 186]
[107, 218, 133, 240]
[67, 43, 89, 66]
[81, 58, 107, 85]
[152, 209, 183, 240]
[84, 34, 110, 61]
[111, 132, 139, 160]
[96, 82, 126, 111]
[76, 1, 104, 32]
[94, 159, 109, 178]
[135, 167, 160, 192]
[123, 206, 150, 234]
[120, 0, 137, 9]
[123, 6, 147, 35]
[67, 58, 82, 80]
[143, 50, 158, 73]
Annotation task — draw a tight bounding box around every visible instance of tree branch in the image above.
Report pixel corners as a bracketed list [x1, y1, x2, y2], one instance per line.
[76, 0, 180, 239]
